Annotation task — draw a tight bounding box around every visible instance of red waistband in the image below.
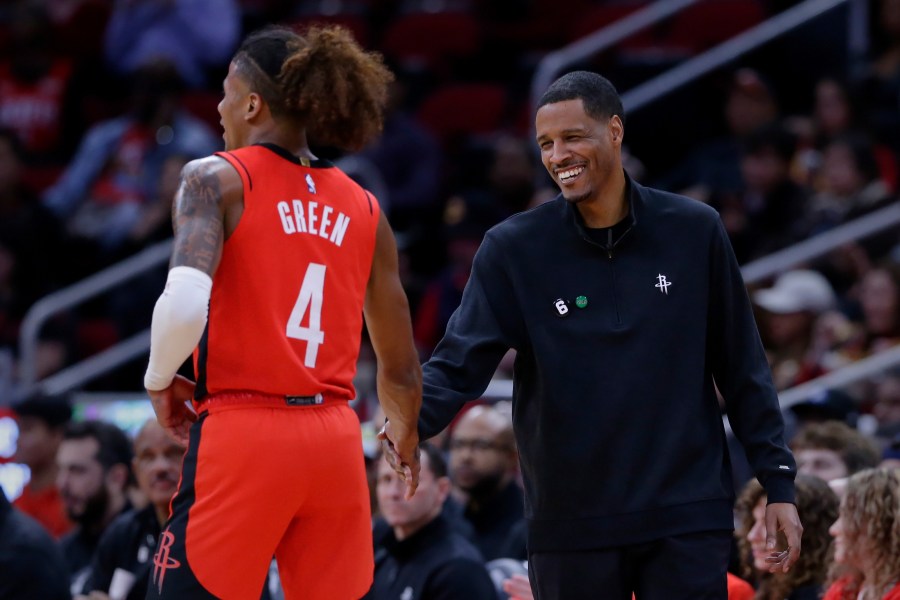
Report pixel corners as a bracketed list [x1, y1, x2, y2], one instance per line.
[194, 391, 346, 413]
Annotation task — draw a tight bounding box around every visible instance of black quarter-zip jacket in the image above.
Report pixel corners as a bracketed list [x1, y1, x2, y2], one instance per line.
[419, 174, 796, 552]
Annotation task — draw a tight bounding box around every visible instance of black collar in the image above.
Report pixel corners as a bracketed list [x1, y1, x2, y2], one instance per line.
[569, 170, 639, 251]
[254, 143, 334, 168]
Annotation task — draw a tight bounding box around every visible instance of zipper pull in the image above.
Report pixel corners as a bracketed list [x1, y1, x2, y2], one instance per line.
[607, 249, 613, 259]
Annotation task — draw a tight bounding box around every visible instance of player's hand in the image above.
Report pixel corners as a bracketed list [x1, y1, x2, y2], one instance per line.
[764, 502, 802, 573]
[502, 574, 534, 600]
[147, 374, 198, 445]
[377, 420, 420, 500]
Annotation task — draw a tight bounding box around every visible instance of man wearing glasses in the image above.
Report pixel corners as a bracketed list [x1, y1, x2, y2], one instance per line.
[447, 404, 523, 561]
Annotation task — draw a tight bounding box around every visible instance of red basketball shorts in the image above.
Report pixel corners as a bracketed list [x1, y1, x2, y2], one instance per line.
[146, 393, 374, 599]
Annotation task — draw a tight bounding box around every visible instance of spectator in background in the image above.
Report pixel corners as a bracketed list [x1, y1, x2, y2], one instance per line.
[57, 420, 133, 593]
[0, 1, 76, 165]
[857, 0, 900, 150]
[104, 0, 241, 89]
[658, 68, 780, 201]
[802, 133, 892, 237]
[821, 264, 900, 367]
[0, 129, 67, 379]
[871, 370, 900, 441]
[42, 60, 218, 274]
[823, 468, 900, 600]
[0, 486, 70, 600]
[366, 442, 497, 600]
[414, 195, 501, 356]
[486, 135, 538, 216]
[735, 475, 839, 600]
[715, 124, 808, 263]
[853, 264, 900, 356]
[11, 392, 73, 538]
[753, 269, 837, 390]
[791, 421, 881, 483]
[79, 419, 184, 600]
[447, 405, 523, 562]
[359, 73, 442, 234]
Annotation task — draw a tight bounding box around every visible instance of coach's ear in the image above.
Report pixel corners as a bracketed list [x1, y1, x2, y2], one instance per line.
[609, 115, 624, 146]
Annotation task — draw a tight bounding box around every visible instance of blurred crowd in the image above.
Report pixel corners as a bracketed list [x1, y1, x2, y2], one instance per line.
[4, 392, 900, 599]
[2, 0, 900, 597]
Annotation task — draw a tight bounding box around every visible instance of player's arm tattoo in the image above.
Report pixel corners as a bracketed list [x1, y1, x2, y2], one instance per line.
[171, 159, 225, 276]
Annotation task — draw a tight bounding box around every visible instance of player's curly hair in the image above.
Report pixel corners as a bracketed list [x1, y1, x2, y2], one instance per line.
[825, 468, 900, 600]
[233, 25, 393, 151]
[734, 475, 838, 600]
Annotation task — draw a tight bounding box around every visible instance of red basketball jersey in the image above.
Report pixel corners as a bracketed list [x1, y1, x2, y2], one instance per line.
[194, 144, 379, 400]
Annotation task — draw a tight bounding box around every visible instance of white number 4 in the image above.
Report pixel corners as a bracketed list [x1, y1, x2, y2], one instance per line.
[286, 263, 326, 367]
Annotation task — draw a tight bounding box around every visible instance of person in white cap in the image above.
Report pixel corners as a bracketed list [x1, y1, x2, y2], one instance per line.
[754, 269, 837, 390]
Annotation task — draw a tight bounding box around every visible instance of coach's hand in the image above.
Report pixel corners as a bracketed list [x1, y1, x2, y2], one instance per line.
[377, 420, 420, 500]
[147, 374, 198, 446]
[764, 502, 802, 573]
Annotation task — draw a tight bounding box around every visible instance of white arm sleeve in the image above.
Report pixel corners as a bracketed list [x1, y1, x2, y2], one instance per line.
[143, 266, 213, 391]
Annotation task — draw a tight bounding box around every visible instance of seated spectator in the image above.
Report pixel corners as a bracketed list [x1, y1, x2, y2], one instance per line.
[819, 264, 900, 367]
[823, 468, 900, 600]
[789, 77, 875, 189]
[57, 420, 134, 594]
[0, 1, 76, 164]
[104, 0, 240, 89]
[714, 124, 808, 263]
[657, 68, 780, 202]
[42, 60, 218, 274]
[871, 370, 900, 440]
[11, 392, 73, 538]
[852, 264, 900, 356]
[359, 74, 442, 233]
[0, 129, 66, 349]
[0, 485, 70, 600]
[802, 133, 893, 237]
[791, 421, 881, 483]
[79, 419, 184, 600]
[735, 474, 839, 600]
[753, 269, 836, 390]
[447, 404, 524, 561]
[856, 0, 900, 150]
[365, 442, 497, 600]
[414, 195, 501, 356]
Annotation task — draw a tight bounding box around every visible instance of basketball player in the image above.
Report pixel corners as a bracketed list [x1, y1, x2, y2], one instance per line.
[142, 26, 421, 599]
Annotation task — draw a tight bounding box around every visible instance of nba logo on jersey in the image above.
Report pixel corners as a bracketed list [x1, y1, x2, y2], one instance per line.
[306, 174, 316, 194]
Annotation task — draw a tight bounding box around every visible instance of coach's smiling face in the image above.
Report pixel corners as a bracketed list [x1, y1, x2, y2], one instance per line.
[535, 99, 623, 209]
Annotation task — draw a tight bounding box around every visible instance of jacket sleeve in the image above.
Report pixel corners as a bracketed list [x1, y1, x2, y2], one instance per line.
[707, 218, 796, 504]
[419, 232, 522, 440]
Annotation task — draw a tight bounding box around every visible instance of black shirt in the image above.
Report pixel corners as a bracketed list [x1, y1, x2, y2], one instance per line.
[365, 515, 497, 600]
[462, 481, 525, 561]
[84, 505, 161, 599]
[0, 491, 70, 600]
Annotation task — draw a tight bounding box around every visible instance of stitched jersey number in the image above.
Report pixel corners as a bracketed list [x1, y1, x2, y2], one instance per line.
[286, 263, 326, 367]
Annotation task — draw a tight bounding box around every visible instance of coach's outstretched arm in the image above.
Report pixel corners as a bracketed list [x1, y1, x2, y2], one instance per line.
[366, 211, 423, 499]
[143, 157, 241, 444]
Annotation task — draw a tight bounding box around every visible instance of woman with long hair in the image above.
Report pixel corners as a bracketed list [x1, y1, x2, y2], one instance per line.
[735, 474, 839, 599]
[823, 468, 900, 600]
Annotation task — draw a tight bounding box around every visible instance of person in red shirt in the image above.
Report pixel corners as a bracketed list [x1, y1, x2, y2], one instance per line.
[142, 25, 421, 599]
[11, 392, 73, 538]
[823, 468, 900, 600]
